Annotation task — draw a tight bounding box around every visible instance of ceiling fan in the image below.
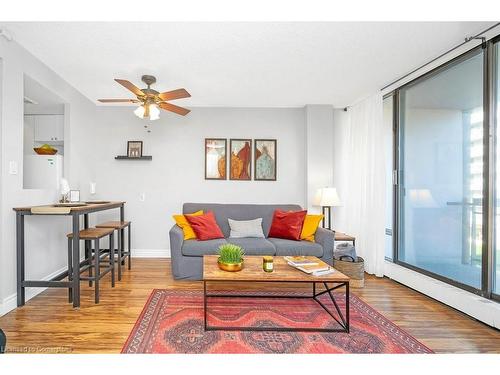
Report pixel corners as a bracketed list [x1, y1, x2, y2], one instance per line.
[98, 75, 191, 120]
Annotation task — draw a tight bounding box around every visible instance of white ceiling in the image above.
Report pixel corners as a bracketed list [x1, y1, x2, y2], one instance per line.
[2, 22, 495, 108]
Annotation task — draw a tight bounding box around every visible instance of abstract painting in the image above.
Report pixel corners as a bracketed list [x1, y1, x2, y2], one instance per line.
[205, 138, 227, 180]
[230, 139, 252, 180]
[254, 139, 276, 181]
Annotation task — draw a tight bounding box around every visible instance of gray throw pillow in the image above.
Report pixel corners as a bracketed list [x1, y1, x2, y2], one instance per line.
[228, 218, 265, 238]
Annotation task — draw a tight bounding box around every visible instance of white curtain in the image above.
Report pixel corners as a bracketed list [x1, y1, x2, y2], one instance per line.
[336, 93, 386, 277]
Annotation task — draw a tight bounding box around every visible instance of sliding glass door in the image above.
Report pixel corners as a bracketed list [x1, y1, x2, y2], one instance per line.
[398, 49, 484, 290]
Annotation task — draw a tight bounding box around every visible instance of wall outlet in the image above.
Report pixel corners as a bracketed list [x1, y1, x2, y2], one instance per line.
[139, 193, 146, 202]
[9, 161, 18, 175]
[89, 182, 96, 195]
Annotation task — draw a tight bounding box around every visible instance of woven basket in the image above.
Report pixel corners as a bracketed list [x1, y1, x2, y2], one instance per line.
[333, 256, 365, 288]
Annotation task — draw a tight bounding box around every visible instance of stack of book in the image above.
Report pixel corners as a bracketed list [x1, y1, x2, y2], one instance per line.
[284, 256, 335, 276]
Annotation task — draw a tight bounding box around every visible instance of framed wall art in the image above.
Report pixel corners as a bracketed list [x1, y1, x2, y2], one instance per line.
[230, 139, 252, 180]
[254, 139, 276, 181]
[205, 138, 227, 180]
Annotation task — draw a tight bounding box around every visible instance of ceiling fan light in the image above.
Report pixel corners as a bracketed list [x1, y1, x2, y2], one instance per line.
[134, 105, 145, 119]
[149, 104, 160, 121]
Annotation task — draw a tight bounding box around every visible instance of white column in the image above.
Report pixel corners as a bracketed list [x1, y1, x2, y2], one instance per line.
[305, 105, 334, 213]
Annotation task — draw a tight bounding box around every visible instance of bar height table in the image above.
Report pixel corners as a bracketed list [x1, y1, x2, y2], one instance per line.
[13, 201, 126, 308]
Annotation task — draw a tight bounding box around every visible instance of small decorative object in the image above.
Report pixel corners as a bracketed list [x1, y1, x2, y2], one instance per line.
[69, 190, 80, 203]
[127, 141, 143, 158]
[34, 144, 57, 155]
[254, 139, 277, 181]
[313, 187, 342, 229]
[230, 139, 251, 180]
[217, 243, 244, 272]
[59, 178, 70, 203]
[205, 138, 227, 180]
[263, 256, 274, 272]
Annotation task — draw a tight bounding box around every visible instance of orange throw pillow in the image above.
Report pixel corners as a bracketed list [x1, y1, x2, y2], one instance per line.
[173, 210, 204, 240]
[300, 214, 324, 242]
[185, 211, 224, 241]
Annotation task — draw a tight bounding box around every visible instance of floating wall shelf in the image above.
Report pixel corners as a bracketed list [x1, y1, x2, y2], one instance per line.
[115, 156, 152, 160]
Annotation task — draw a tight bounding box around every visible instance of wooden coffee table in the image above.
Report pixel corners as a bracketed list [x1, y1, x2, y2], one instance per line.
[203, 255, 350, 333]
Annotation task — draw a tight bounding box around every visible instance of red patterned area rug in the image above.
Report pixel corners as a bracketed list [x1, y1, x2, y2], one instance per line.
[122, 289, 433, 354]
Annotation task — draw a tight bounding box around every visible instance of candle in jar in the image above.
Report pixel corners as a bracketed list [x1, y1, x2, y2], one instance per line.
[263, 256, 274, 272]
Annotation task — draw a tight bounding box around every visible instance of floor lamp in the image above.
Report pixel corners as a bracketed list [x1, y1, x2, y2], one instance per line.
[315, 187, 341, 230]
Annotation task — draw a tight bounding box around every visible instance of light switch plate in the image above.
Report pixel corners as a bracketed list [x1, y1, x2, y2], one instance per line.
[9, 161, 18, 175]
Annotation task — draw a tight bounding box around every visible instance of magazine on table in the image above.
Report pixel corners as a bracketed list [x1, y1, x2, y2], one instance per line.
[285, 256, 335, 276]
[284, 256, 320, 267]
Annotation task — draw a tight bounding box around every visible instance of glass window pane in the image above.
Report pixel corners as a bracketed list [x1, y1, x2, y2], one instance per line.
[494, 42, 500, 293]
[399, 51, 484, 289]
[384, 96, 394, 260]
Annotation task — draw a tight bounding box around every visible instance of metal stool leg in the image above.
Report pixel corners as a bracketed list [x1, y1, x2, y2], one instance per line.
[128, 223, 131, 270]
[117, 229, 122, 281]
[110, 233, 115, 287]
[94, 238, 100, 304]
[67, 237, 73, 303]
[88, 240, 93, 287]
[121, 228, 125, 266]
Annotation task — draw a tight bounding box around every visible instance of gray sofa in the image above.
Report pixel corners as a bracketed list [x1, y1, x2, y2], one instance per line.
[169, 203, 335, 280]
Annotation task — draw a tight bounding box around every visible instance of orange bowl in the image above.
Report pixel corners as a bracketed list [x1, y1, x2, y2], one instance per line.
[34, 147, 58, 155]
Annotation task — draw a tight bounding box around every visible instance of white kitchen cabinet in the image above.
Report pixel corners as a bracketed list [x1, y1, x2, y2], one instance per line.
[33, 115, 64, 143]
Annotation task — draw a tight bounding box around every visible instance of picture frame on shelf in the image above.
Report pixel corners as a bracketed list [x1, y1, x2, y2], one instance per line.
[69, 190, 81, 203]
[127, 141, 143, 158]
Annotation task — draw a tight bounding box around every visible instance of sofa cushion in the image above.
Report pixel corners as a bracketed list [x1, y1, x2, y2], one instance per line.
[267, 238, 323, 257]
[226, 238, 276, 255]
[181, 238, 228, 256]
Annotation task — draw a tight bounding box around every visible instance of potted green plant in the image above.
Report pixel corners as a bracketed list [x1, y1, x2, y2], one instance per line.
[217, 243, 245, 272]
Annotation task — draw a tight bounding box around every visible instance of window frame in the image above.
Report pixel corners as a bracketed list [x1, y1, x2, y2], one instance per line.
[390, 43, 498, 299]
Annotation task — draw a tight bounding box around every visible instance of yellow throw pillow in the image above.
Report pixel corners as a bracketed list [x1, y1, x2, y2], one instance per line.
[173, 210, 204, 240]
[300, 214, 324, 242]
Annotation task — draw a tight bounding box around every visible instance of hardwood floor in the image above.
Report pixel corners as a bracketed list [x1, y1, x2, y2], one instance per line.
[0, 258, 499, 353]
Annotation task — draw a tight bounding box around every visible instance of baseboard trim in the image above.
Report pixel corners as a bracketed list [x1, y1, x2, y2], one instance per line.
[131, 249, 170, 258]
[0, 265, 67, 317]
[384, 261, 500, 329]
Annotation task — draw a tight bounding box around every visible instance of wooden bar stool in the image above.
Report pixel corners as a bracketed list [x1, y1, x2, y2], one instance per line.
[96, 221, 131, 281]
[67, 227, 115, 304]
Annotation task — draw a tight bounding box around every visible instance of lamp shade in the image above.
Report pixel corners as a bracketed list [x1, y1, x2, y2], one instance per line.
[134, 105, 145, 119]
[314, 187, 341, 207]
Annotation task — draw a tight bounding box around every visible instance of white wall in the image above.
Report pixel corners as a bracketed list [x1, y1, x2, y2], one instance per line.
[85, 106, 308, 253]
[0, 38, 97, 315]
[305, 105, 334, 213]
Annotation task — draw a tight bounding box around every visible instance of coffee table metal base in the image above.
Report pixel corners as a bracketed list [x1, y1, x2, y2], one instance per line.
[203, 281, 350, 333]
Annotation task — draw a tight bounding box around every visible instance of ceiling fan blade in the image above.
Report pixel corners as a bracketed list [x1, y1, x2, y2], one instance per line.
[114, 79, 145, 97]
[159, 102, 191, 116]
[98, 99, 139, 103]
[158, 88, 191, 101]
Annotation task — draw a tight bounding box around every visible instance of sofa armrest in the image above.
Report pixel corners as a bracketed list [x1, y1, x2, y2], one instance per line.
[315, 227, 335, 261]
[169, 225, 184, 259]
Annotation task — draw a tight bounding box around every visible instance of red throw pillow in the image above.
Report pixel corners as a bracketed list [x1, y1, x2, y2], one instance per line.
[268, 209, 307, 241]
[185, 211, 224, 241]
